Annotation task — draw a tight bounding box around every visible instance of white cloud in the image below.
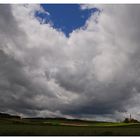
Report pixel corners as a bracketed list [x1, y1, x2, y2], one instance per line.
[0, 4, 140, 121]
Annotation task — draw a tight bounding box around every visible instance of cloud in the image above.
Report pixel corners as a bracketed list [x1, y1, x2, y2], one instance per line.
[0, 4, 140, 121]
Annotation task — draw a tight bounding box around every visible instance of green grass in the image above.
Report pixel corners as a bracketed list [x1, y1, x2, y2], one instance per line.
[0, 118, 140, 136]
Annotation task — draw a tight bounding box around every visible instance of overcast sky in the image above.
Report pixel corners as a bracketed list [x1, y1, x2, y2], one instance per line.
[0, 4, 140, 121]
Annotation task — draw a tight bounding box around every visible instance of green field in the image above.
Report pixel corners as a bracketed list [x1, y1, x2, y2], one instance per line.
[0, 118, 140, 136]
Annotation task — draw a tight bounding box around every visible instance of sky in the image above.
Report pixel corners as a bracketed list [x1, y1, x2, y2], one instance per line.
[1, 4, 140, 121]
[36, 4, 98, 36]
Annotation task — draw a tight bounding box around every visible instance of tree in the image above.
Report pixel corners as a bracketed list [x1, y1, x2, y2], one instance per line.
[123, 118, 129, 123]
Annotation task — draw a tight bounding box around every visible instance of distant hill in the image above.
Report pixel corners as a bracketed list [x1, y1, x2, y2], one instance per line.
[24, 117, 105, 124]
[0, 112, 21, 119]
[0, 112, 97, 123]
[0, 112, 111, 123]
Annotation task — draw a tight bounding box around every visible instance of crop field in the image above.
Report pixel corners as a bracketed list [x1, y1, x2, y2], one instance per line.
[0, 118, 140, 136]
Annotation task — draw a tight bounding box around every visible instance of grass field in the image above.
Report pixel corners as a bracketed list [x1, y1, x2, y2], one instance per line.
[0, 118, 140, 136]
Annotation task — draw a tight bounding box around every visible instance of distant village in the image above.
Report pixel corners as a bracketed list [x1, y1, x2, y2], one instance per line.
[123, 114, 139, 123]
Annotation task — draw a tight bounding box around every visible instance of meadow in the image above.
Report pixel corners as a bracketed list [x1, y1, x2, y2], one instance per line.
[0, 118, 140, 136]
